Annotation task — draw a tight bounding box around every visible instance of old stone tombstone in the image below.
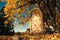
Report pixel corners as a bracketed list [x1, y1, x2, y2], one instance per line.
[29, 8, 43, 34]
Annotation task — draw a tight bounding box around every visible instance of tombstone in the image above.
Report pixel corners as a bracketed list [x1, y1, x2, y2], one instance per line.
[29, 8, 43, 34]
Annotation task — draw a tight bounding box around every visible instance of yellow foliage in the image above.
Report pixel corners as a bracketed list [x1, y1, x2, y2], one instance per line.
[4, 0, 30, 25]
[4, 0, 17, 25]
[20, 0, 25, 5]
[4, 14, 10, 18]
[4, 20, 9, 25]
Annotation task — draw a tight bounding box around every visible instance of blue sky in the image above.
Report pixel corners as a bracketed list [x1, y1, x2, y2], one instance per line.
[0, 2, 6, 10]
[0, 2, 29, 32]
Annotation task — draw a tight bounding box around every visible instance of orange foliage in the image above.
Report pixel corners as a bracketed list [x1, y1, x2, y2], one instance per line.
[4, 0, 29, 25]
[4, 0, 17, 25]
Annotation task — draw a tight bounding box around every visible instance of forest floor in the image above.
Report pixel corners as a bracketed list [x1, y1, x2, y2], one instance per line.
[0, 33, 60, 40]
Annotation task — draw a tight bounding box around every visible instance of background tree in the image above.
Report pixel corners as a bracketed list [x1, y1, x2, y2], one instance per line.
[30, 0, 58, 33]
[0, 7, 15, 35]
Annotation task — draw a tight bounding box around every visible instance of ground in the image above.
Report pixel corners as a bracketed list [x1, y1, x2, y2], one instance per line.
[0, 33, 60, 40]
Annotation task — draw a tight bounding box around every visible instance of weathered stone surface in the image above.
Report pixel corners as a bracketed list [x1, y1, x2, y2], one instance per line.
[29, 8, 43, 33]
